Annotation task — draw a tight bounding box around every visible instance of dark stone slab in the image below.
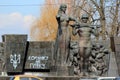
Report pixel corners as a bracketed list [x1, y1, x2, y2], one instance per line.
[3, 35, 27, 73]
[5, 42, 27, 73]
[112, 37, 120, 76]
[25, 41, 54, 70]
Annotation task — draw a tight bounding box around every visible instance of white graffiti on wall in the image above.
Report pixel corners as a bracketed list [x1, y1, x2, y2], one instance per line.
[28, 56, 48, 69]
[10, 54, 21, 69]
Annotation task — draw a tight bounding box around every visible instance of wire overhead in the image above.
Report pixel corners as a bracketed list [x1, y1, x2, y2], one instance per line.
[0, 3, 71, 6]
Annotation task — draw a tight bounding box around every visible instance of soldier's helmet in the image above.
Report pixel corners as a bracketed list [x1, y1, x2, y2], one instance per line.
[81, 14, 89, 19]
[60, 3, 67, 9]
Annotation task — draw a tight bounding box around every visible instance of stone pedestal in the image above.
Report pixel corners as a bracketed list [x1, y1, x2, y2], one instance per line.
[2, 34, 27, 73]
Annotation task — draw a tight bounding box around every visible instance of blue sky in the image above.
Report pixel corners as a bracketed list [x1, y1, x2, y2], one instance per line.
[0, 0, 45, 41]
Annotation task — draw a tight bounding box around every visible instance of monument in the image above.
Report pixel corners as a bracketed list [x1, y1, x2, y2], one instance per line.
[53, 4, 111, 77]
[63, 13, 110, 76]
[0, 4, 119, 79]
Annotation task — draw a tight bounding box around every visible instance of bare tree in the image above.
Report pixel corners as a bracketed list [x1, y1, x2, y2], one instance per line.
[109, 0, 120, 36]
[30, 0, 73, 41]
[30, 0, 120, 41]
[89, 0, 106, 40]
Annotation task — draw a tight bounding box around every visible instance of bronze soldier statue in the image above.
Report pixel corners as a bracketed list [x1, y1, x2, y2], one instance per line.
[72, 14, 98, 76]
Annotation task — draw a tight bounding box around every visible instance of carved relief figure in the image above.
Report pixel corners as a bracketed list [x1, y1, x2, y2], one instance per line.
[89, 43, 109, 76]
